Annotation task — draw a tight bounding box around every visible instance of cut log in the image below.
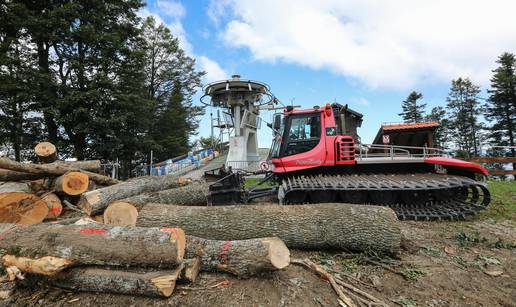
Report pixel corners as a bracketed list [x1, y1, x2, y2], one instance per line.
[0, 223, 185, 272]
[34, 141, 58, 163]
[137, 203, 401, 254]
[0, 192, 49, 225]
[3, 255, 72, 276]
[53, 171, 89, 196]
[0, 157, 118, 186]
[40, 192, 62, 219]
[78, 175, 192, 216]
[186, 236, 290, 277]
[52, 160, 102, 172]
[0, 182, 30, 193]
[25, 266, 183, 297]
[0, 169, 45, 181]
[109, 182, 208, 213]
[103, 202, 138, 226]
[179, 258, 200, 283]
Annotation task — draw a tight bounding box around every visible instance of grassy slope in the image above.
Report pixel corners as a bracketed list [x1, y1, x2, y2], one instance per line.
[480, 180, 516, 221]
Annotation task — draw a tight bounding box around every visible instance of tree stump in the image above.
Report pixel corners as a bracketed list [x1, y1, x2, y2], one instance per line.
[0, 193, 48, 225]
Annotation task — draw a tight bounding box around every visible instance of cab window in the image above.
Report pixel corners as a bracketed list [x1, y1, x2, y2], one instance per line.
[282, 114, 321, 156]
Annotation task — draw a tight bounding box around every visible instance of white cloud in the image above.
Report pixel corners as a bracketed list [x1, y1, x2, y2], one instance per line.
[156, 0, 186, 18]
[199, 56, 228, 82]
[211, 0, 516, 89]
[140, 3, 228, 83]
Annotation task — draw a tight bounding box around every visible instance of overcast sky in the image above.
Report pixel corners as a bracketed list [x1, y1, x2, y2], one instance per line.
[144, 0, 516, 146]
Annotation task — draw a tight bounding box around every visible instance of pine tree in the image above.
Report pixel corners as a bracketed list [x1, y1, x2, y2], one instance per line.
[0, 3, 43, 161]
[485, 52, 516, 168]
[399, 91, 426, 122]
[141, 17, 205, 162]
[446, 78, 482, 157]
[425, 106, 449, 149]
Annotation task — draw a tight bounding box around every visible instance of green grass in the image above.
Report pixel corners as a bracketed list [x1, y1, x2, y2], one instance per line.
[480, 181, 516, 220]
[243, 177, 277, 189]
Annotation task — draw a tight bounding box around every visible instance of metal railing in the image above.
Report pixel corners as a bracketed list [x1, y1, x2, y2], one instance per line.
[226, 160, 264, 172]
[357, 144, 448, 160]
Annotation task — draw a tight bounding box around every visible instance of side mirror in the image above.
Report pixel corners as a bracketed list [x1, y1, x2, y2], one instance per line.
[273, 113, 282, 131]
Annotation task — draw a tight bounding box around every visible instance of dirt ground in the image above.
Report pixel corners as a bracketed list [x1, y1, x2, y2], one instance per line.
[1, 216, 514, 307]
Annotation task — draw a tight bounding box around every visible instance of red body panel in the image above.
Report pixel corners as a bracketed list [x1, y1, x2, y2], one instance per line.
[272, 107, 344, 174]
[272, 106, 489, 178]
[424, 157, 489, 176]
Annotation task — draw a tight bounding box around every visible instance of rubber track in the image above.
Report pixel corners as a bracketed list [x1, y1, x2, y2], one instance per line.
[278, 173, 491, 221]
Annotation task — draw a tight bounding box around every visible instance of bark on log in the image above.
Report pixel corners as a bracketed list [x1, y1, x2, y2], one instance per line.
[40, 192, 62, 219]
[52, 160, 102, 172]
[186, 236, 290, 277]
[78, 175, 190, 216]
[0, 169, 45, 181]
[0, 223, 185, 272]
[34, 142, 58, 163]
[0, 182, 30, 193]
[0, 192, 49, 225]
[53, 171, 89, 196]
[0, 158, 117, 186]
[25, 266, 183, 297]
[179, 258, 200, 283]
[110, 182, 208, 212]
[137, 203, 401, 254]
[103, 202, 138, 226]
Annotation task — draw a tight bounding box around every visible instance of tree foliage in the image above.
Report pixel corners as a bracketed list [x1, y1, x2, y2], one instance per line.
[445, 78, 482, 157]
[425, 106, 449, 148]
[485, 52, 516, 161]
[0, 2, 205, 176]
[398, 91, 426, 123]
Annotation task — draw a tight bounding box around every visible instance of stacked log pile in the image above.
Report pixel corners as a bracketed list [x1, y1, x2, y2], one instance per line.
[0, 222, 290, 297]
[0, 142, 115, 225]
[0, 141, 402, 300]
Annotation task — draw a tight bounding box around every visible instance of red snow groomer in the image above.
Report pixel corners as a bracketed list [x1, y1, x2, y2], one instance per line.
[207, 103, 490, 221]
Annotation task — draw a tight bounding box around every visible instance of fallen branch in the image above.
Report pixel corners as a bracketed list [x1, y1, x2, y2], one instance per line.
[364, 258, 408, 280]
[291, 258, 357, 307]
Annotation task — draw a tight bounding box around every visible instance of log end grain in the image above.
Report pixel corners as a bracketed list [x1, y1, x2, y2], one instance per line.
[34, 142, 57, 163]
[78, 191, 100, 215]
[180, 258, 200, 283]
[168, 228, 186, 262]
[261, 237, 290, 270]
[40, 192, 63, 219]
[104, 202, 138, 226]
[0, 192, 49, 224]
[150, 266, 183, 297]
[56, 172, 89, 196]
